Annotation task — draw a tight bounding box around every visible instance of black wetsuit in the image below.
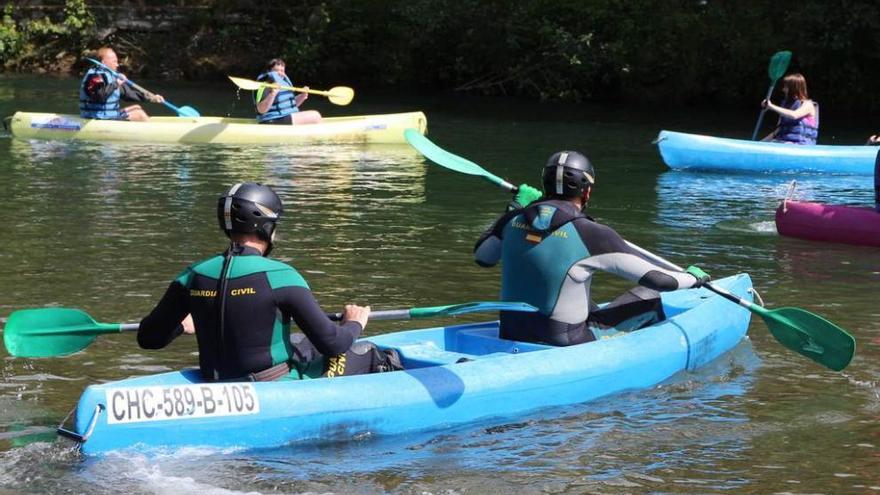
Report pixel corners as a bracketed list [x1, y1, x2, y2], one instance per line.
[474, 199, 701, 345]
[138, 245, 369, 381]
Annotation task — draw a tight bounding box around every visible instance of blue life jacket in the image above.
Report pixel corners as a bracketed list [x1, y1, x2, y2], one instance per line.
[79, 67, 121, 120]
[776, 99, 819, 145]
[500, 203, 589, 315]
[254, 72, 298, 123]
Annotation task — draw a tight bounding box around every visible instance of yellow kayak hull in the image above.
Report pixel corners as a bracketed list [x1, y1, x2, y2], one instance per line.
[7, 111, 427, 145]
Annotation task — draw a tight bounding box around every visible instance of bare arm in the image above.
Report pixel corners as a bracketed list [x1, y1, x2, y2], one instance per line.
[256, 89, 278, 114]
[764, 99, 814, 120]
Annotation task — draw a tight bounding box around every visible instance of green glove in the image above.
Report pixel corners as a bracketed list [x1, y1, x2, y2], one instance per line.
[510, 184, 543, 209]
[685, 265, 711, 287]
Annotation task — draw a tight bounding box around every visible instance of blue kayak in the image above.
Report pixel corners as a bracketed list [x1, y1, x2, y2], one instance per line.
[657, 130, 878, 174]
[59, 274, 753, 455]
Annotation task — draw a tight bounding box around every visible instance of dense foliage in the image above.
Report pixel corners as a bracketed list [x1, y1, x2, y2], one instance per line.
[1, 0, 878, 112]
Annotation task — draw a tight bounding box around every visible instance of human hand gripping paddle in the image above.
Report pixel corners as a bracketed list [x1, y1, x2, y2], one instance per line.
[227, 76, 354, 106]
[2, 302, 537, 358]
[85, 57, 201, 118]
[750, 50, 792, 140]
[403, 129, 856, 371]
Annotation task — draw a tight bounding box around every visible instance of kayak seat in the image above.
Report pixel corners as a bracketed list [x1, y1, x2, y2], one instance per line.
[451, 327, 552, 355]
[393, 342, 479, 368]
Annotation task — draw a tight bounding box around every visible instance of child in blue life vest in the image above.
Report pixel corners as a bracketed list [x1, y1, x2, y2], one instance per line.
[254, 58, 322, 125]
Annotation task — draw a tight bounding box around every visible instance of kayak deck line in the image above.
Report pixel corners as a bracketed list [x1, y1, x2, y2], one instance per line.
[60, 274, 753, 455]
[7, 111, 428, 145]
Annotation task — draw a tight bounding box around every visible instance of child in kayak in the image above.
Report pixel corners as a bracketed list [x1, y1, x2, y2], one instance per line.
[761, 73, 819, 145]
[254, 58, 322, 125]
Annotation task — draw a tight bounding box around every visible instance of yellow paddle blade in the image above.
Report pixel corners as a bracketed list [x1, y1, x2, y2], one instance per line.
[325, 86, 354, 106]
[227, 76, 264, 91]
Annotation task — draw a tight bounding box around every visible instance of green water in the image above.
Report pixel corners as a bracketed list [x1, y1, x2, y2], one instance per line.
[0, 75, 878, 494]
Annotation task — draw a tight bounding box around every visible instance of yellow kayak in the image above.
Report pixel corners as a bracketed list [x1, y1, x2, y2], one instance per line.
[6, 111, 427, 145]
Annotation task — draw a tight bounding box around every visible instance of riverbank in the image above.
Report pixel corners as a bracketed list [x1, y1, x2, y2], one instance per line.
[3, 1, 880, 113]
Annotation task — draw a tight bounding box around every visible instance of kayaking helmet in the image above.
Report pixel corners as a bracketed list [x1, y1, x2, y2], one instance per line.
[541, 151, 595, 199]
[217, 183, 283, 246]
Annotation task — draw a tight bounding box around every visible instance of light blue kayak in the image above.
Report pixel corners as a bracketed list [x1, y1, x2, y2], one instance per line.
[657, 130, 878, 174]
[59, 274, 753, 455]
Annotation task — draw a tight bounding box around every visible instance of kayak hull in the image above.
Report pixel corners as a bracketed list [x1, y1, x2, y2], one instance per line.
[7, 111, 427, 145]
[657, 130, 878, 175]
[62, 274, 753, 455]
[776, 200, 880, 247]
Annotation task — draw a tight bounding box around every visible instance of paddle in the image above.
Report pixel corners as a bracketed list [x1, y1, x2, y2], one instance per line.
[2, 302, 537, 358]
[404, 131, 857, 371]
[750, 50, 792, 140]
[404, 128, 517, 193]
[624, 241, 854, 371]
[85, 57, 201, 117]
[227, 76, 354, 106]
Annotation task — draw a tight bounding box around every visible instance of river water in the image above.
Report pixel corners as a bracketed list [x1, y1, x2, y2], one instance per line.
[0, 76, 877, 494]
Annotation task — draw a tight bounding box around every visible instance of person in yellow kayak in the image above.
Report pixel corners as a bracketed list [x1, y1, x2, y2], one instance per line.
[254, 58, 322, 125]
[474, 151, 710, 346]
[79, 47, 165, 122]
[760, 73, 819, 145]
[137, 182, 402, 381]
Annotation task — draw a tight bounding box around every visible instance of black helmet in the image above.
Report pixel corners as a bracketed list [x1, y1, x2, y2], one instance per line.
[217, 183, 283, 242]
[541, 151, 595, 199]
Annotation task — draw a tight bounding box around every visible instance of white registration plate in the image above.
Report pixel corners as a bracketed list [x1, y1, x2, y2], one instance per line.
[105, 383, 260, 424]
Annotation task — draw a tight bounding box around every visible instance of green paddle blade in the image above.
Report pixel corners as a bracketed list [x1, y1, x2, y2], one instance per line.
[760, 306, 855, 371]
[3, 308, 121, 358]
[404, 129, 491, 177]
[768, 50, 792, 81]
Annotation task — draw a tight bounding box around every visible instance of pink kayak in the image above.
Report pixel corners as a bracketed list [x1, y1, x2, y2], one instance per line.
[775, 200, 880, 247]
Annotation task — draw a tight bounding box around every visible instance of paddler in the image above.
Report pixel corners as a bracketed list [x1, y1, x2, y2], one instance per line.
[254, 58, 322, 125]
[760, 73, 819, 145]
[474, 151, 711, 345]
[137, 183, 402, 381]
[79, 47, 165, 122]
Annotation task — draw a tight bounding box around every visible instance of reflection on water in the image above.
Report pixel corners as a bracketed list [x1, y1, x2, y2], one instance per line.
[2, 80, 879, 494]
[655, 170, 875, 231]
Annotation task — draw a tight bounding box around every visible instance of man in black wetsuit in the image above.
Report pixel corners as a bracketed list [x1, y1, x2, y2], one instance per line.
[474, 151, 711, 346]
[138, 183, 402, 381]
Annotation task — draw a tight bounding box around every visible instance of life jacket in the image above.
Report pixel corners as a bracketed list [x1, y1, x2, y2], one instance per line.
[500, 202, 589, 316]
[775, 98, 819, 145]
[79, 67, 121, 120]
[254, 71, 298, 123]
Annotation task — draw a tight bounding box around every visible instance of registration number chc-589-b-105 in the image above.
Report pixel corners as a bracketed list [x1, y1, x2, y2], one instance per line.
[105, 383, 260, 424]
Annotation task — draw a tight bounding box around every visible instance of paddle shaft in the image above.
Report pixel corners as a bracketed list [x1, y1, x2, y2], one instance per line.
[750, 51, 791, 141]
[85, 58, 193, 116]
[79, 311, 409, 329]
[750, 84, 776, 141]
[242, 78, 341, 97]
[623, 240, 754, 311]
